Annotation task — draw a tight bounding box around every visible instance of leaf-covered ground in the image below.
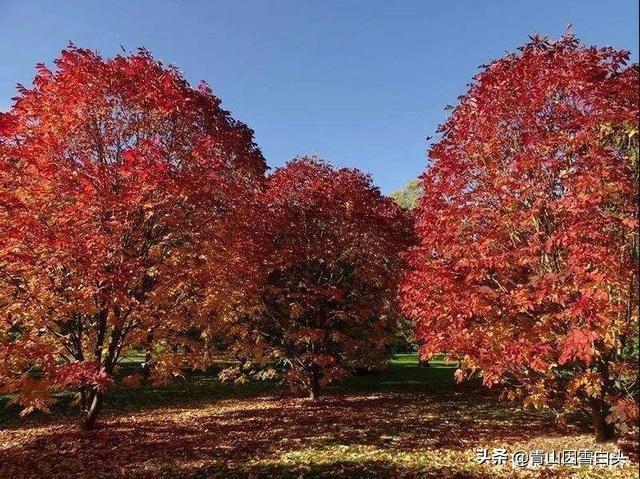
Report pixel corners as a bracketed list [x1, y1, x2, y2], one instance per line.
[1, 355, 638, 478]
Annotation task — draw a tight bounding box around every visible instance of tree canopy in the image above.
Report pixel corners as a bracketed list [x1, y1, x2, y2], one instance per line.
[0, 46, 266, 427]
[223, 157, 414, 399]
[402, 35, 639, 442]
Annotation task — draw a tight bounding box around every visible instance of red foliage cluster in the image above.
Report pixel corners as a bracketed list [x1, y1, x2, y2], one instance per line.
[0, 47, 411, 428]
[0, 45, 266, 427]
[0, 35, 637, 446]
[402, 35, 639, 441]
[223, 158, 414, 398]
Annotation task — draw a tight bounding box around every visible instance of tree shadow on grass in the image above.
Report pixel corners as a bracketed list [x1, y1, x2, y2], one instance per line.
[0, 360, 637, 478]
[1, 390, 617, 478]
[0, 374, 276, 430]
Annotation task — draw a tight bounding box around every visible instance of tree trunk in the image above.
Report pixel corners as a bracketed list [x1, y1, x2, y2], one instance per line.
[81, 390, 103, 430]
[141, 331, 154, 380]
[591, 398, 617, 443]
[80, 387, 88, 411]
[419, 359, 430, 367]
[308, 368, 320, 401]
[141, 349, 152, 380]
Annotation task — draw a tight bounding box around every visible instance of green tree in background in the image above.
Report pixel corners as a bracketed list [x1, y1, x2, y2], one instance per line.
[390, 180, 423, 359]
[391, 180, 422, 210]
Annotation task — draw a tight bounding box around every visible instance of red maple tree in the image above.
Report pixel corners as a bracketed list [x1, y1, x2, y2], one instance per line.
[402, 35, 639, 441]
[0, 46, 266, 428]
[223, 157, 414, 399]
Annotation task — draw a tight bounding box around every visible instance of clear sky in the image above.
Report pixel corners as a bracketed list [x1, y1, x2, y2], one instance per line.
[1, 1, 638, 193]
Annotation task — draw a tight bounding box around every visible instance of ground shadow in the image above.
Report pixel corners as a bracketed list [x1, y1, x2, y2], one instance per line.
[0, 359, 636, 478]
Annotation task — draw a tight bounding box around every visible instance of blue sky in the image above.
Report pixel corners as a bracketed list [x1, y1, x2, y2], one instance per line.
[1, 1, 638, 193]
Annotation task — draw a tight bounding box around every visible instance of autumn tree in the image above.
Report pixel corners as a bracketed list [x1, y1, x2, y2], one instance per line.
[402, 35, 639, 441]
[224, 158, 413, 399]
[0, 46, 266, 428]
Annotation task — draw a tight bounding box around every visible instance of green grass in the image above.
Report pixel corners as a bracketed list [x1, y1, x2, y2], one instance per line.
[0, 353, 454, 425]
[331, 353, 457, 393]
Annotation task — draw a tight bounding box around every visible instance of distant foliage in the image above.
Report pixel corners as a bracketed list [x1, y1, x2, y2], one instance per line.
[391, 180, 422, 210]
[390, 180, 422, 352]
[0, 46, 266, 427]
[224, 158, 414, 399]
[402, 35, 639, 441]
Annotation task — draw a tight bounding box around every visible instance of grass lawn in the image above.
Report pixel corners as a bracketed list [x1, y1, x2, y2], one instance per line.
[0, 354, 638, 478]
